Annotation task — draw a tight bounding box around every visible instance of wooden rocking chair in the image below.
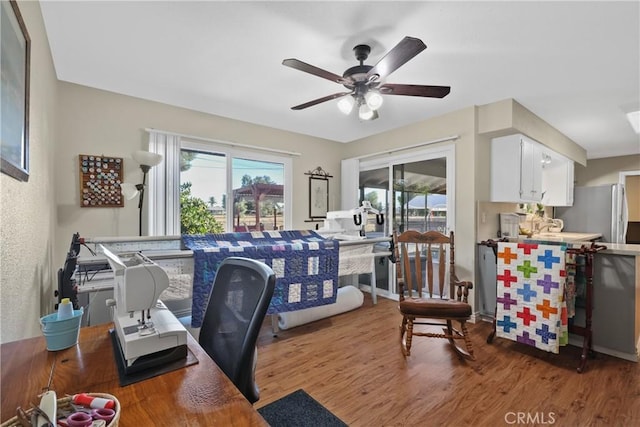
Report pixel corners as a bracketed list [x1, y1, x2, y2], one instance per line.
[393, 230, 475, 360]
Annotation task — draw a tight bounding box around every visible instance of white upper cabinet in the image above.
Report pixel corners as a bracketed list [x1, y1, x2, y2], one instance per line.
[490, 134, 543, 203]
[541, 151, 574, 206]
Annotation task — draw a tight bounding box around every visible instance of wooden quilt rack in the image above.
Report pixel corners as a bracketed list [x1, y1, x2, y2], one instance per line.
[480, 239, 606, 373]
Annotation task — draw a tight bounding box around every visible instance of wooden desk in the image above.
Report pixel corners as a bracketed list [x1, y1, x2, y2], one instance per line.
[1, 324, 267, 426]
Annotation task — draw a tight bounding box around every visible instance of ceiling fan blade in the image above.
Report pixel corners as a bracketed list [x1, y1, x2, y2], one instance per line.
[379, 84, 451, 98]
[291, 92, 352, 110]
[366, 36, 427, 81]
[282, 59, 347, 84]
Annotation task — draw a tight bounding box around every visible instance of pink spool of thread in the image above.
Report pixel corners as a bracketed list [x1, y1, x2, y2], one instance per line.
[72, 393, 115, 410]
[66, 412, 92, 427]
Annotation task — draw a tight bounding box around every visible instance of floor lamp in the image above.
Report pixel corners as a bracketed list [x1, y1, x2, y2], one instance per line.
[121, 150, 163, 236]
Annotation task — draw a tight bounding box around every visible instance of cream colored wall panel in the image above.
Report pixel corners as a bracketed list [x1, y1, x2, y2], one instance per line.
[626, 176, 640, 221]
[341, 107, 478, 310]
[54, 83, 344, 270]
[477, 99, 587, 166]
[477, 98, 513, 134]
[574, 154, 640, 187]
[511, 100, 587, 166]
[0, 0, 57, 343]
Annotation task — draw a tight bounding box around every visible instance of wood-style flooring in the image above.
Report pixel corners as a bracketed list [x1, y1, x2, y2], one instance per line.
[255, 294, 640, 427]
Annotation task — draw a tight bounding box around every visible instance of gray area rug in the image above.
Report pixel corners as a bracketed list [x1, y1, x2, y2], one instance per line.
[257, 389, 348, 426]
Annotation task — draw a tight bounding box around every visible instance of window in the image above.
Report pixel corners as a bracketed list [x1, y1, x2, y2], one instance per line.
[180, 140, 290, 234]
[148, 131, 292, 235]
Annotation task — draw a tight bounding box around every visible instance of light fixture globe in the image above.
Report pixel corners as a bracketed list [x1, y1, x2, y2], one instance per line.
[337, 96, 355, 115]
[358, 103, 374, 121]
[120, 182, 140, 200]
[365, 91, 383, 110]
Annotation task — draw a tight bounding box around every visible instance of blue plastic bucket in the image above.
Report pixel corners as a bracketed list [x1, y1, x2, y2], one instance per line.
[40, 307, 84, 351]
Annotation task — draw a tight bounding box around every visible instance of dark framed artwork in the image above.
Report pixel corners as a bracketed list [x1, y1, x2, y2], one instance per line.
[309, 176, 329, 219]
[1, 0, 30, 182]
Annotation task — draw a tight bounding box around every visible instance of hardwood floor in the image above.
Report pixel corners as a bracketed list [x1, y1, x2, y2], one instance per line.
[255, 294, 640, 426]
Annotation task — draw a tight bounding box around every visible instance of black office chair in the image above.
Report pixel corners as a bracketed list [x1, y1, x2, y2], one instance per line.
[198, 257, 276, 404]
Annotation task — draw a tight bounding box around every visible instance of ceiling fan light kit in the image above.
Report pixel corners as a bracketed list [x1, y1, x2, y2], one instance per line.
[364, 91, 384, 111]
[283, 36, 450, 121]
[337, 96, 355, 115]
[359, 103, 375, 121]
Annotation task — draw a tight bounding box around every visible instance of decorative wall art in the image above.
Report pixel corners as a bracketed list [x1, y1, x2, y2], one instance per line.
[78, 154, 124, 207]
[306, 166, 332, 220]
[0, 1, 31, 182]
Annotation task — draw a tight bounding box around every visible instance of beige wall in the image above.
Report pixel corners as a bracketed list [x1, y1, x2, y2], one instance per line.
[0, 1, 57, 343]
[54, 83, 345, 270]
[574, 154, 640, 186]
[342, 107, 478, 308]
[477, 98, 587, 166]
[1, 5, 620, 343]
[627, 176, 640, 221]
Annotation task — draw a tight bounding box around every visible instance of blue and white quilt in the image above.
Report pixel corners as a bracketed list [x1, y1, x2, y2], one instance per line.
[182, 230, 339, 328]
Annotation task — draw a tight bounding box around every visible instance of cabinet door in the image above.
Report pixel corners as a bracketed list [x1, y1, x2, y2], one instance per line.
[520, 138, 542, 202]
[490, 134, 543, 203]
[541, 156, 574, 207]
[565, 160, 574, 206]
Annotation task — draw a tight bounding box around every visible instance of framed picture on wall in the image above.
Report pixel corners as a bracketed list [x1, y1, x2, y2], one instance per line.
[1, 0, 31, 182]
[309, 176, 329, 219]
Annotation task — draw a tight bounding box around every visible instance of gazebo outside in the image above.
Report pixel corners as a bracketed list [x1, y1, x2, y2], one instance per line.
[232, 183, 284, 231]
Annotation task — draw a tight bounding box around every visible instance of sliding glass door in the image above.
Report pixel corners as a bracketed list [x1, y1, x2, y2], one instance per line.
[357, 146, 454, 297]
[359, 146, 454, 236]
[392, 157, 448, 234]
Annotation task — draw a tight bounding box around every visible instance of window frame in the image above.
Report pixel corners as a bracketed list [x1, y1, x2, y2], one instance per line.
[178, 139, 293, 233]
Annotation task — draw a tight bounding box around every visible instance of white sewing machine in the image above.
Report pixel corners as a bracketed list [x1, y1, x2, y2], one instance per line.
[101, 245, 187, 373]
[318, 201, 384, 240]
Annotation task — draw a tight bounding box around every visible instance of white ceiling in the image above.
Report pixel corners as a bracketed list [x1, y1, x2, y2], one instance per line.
[40, 1, 640, 159]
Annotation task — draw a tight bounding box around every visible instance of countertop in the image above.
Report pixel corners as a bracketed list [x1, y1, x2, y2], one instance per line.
[514, 232, 602, 243]
[508, 233, 640, 256]
[479, 232, 640, 256]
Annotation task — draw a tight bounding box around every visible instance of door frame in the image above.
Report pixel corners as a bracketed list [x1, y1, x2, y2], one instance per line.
[358, 144, 456, 297]
[359, 145, 456, 236]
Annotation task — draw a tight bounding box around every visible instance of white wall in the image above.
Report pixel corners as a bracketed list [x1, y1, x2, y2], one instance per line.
[0, 1, 57, 343]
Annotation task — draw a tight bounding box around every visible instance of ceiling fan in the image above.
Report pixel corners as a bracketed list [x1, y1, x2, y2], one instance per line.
[282, 36, 450, 121]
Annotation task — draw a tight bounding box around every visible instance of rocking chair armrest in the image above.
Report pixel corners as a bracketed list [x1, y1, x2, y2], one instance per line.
[452, 275, 473, 290]
[397, 277, 406, 292]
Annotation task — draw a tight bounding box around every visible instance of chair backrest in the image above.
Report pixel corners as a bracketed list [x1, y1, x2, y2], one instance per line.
[393, 230, 457, 301]
[198, 257, 276, 404]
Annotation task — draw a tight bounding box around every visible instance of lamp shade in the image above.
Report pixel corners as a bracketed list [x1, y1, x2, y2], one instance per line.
[120, 182, 139, 200]
[132, 150, 163, 167]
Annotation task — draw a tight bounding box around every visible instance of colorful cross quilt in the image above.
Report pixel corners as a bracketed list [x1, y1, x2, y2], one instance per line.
[183, 230, 339, 328]
[496, 242, 569, 353]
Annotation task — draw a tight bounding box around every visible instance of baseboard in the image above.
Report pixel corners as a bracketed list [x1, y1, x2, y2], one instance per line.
[567, 335, 638, 363]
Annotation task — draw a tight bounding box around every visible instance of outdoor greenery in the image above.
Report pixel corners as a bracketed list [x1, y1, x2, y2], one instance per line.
[179, 151, 283, 232]
[363, 191, 383, 211]
[180, 182, 224, 234]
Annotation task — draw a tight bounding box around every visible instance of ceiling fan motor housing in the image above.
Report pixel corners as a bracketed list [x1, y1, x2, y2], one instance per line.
[343, 44, 377, 91]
